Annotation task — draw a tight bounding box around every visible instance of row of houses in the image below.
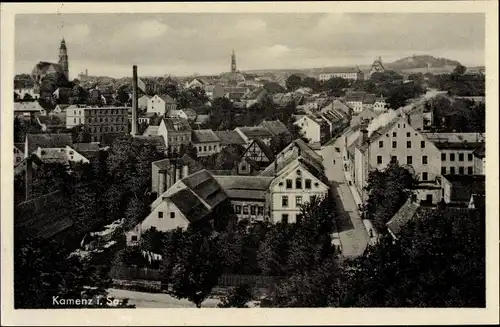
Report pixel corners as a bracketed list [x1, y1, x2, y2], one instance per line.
[126, 138, 330, 245]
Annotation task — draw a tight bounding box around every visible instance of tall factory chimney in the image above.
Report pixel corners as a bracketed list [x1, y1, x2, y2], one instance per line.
[131, 65, 139, 136]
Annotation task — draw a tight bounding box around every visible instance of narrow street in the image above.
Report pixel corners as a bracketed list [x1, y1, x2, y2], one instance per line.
[322, 143, 370, 258]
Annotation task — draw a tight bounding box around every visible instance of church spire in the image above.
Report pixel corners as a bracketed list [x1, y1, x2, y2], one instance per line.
[59, 37, 69, 80]
[231, 49, 237, 73]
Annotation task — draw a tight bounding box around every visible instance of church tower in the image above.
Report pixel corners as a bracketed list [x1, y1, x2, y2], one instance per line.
[58, 38, 69, 80]
[231, 49, 237, 73]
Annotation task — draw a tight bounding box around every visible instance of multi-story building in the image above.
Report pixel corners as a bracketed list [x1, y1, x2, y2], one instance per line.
[240, 138, 275, 169]
[352, 115, 442, 201]
[157, 117, 192, 152]
[147, 94, 178, 116]
[260, 139, 329, 224]
[293, 114, 331, 144]
[318, 67, 364, 82]
[213, 175, 273, 223]
[191, 129, 221, 157]
[65, 105, 87, 129]
[84, 107, 129, 142]
[422, 133, 485, 176]
[14, 102, 47, 118]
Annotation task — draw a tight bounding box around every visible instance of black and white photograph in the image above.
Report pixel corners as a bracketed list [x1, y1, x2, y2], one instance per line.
[1, 1, 498, 326]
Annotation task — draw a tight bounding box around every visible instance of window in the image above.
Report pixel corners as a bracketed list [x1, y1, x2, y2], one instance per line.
[284, 179, 293, 189]
[282, 214, 289, 224]
[422, 156, 428, 165]
[170, 212, 175, 219]
[450, 167, 456, 174]
[426, 194, 433, 203]
[441, 166, 446, 174]
[282, 196, 288, 207]
[467, 166, 473, 175]
[468, 153, 473, 161]
[393, 132, 397, 137]
[392, 141, 397, 148]
[305, 179, 312, 189]
[250, 206, 256, 215]
[397, 124, 400, 128]
[458, 153, 464, 162]
[421, 141, 425, 148]
[257, 206, 264, 216]
[235, 205, 242, 214]
[459, 167, 464, 175]
[378, 141, 383, 148]
[296, 196, 302, 206]
[203, 145, 207, 151]
[158, 212, 163, 219]
[407, 156, 412, 165]
[295, 178, 302, 189]
[406, 141, 411, 148]
[422, 172, 428, 181]
[406, 132, 410, 137]
[131, 235, 138, 241]
[377, 155, 383, 164]
[243, 206, 249, 215]
[441, 153, 446, 161]
[450, 153, 455, 161]
[74, 118, 76, 124]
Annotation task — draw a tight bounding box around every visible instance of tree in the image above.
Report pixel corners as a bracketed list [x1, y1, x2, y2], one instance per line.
[124, 197, 147, 231]
[341, 206, 485, 307]
[323, 77, 349, 95]
[453, 64, 467, 76]
[218, 284, 254, 308]
[71, 125, 92, 143]
[115, 86, 130, 105]
[140, 228, 167, 254]
[301, 77, 322, 92]
[170, 228, 224, 308]
[285, 74, 302, 91]
[263, 82, 285, 94]
[362, 161, 415, 233]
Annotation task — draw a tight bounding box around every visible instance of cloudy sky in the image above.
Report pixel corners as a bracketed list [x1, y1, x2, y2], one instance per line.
[15, 13, 485, 78]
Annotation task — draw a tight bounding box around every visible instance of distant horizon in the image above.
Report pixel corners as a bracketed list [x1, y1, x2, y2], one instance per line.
[15, 13, 485, 79]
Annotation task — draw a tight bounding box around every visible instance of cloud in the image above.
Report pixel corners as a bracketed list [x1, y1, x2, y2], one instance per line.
[234, 18, 267, 32]
[65, 24, 91, 41]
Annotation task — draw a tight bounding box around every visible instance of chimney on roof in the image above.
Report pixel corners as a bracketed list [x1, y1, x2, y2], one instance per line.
[359, 126, 369, 147]
[131, 65, 139, 136]
[158, 170, 166, 195]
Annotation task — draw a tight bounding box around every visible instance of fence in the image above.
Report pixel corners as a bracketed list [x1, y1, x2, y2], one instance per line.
[108, 265, 283, 289]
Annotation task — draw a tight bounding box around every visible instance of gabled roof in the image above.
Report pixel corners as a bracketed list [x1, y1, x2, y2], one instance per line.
[26, 133, 73, 153]
[259, 120, 290, 136]
[195, 114, 210, 124]
[192, 129, 220, 143]
[158, 94, 177, 104]
[386, 198, 421, 237]
[181, 108, 197, 117]
[14, 101, 44, 112]
[181, 170, 228, 208]
[162, 117, 192, 133]
[169, 189, 212, 223]
[135, 136, 167, 153]
[214, 130, 246, 146]
[39, 149, 69, 164]
[237, 126, 274, 139]
[243, 138, 275, 161]
[320, 66, 362, 74]
[71, 143, 100, 153]
[212, 175, 273, 201]
[152, 154, 203, 174]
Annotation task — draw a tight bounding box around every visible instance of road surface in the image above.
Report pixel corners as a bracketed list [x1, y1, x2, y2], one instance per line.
[107, 288, 221, 308]
[322, 143, 370, 258]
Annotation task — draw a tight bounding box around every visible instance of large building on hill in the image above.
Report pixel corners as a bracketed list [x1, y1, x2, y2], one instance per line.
[31, 38, 69, 84]
[318, 67, 364, 82]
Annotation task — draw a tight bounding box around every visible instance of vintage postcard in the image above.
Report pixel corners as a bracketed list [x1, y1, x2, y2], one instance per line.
[1, 1, 498, 326]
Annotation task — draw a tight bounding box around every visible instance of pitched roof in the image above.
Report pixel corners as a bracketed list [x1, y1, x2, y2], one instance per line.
[214, 130, 246, 146]
[169, 189, 212, 223]
[243, 138, 275, 161]
[195, 114, 210, 124]
[192, 129, 220, 143]
[162, 117, 192, 133]
[386, 198, 421, 237]
[181, 170, 228, 208]
[71, 143, 100, 153]
[212, 175, 273, 201]
[443, 174, 486, 202]
[26, 133, 73, 153]
[320, 67, 362, 74]
[135, 136, 167, 153]
[259, 120, 290, 136]
[237, 126, 274, 139]
[39, 149, 69, 164]
[142, 125, 159, 136]
[159, 94, 177, 104]
[32, 61, 64, 75]
[15, 191, 74, 242]
[181, 108, 197, 117]
[14, 101, 44, 112]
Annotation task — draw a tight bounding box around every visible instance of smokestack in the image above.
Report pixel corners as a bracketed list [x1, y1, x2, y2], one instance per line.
[358, 127, 369, 147]
[131, 65, 138, 136]
[182, 164, 189, 179]
[175, 161, 181, 182]
[25, 156, 33, 201]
